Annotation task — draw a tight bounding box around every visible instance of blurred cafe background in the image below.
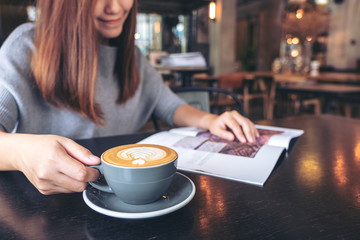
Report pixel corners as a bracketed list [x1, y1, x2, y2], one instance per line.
[1, 0, 359, 124]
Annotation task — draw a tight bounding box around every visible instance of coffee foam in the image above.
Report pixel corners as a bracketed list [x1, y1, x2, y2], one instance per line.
[102, 144, 177, 167]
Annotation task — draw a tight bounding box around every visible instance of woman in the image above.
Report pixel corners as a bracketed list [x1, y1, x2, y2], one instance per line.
[0, 0, 258, 195]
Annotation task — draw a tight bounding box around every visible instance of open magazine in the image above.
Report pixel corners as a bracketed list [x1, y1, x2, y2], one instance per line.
[138, 125, 304, 186]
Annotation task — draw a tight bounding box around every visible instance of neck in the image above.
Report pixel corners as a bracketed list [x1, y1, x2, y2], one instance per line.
[98, 35, 110, 45]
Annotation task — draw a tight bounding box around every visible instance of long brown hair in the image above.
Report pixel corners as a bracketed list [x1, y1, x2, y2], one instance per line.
[31, 0, 139, 125]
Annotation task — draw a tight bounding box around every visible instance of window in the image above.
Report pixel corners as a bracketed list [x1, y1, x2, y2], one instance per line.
[136, 13, 187, 56]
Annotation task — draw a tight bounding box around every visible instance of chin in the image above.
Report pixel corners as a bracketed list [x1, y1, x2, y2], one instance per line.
[102, 32, 123, 39]
[98, 25, 124, 39]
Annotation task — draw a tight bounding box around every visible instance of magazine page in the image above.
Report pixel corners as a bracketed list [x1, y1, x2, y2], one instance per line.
[254, 125, 304, 150]
[138, 128, 293, 186]
[169, 125, 304, 151]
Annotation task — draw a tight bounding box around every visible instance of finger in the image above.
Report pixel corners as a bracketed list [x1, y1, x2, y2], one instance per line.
[53, 172, 90, 193]
[41, 184, 80, 195]
[240, 115, 259, 139]
[31, 173, 76, 195]
[255, 127, 260, 138]
[54, 148, 100, 183]
[224, 111, 256, 143]
[213, 127, 236, 142]
[249, 119, 260, 139]
[37, 168, 96, 194]
[231, 111, 259, 142]
[221, 112, 247, 143]
[249, 122, 259, 141]
[57, 137, 101, 165]
[38, 183, 75, 195]
[234, 116, 256, 143]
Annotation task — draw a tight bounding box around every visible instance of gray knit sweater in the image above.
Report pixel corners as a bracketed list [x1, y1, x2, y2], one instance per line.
[0, 23, 185, 139]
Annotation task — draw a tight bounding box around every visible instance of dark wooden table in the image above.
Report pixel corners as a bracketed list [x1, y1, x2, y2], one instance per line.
[277, 82, 360, 95]
[1, 115, 360, 239]
[154, 65, 209, 87]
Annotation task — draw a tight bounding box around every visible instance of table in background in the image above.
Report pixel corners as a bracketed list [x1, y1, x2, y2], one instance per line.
[193, 74, 219, 87]
[173, 70, 360, 119]
[310, 72, 360, 84]
[270, 72, 360, 84]
[194, 72, 270, 118]
[1, 115, 360, 239]
[278, 82, 360, 108]
[154, 65, 209, 87]
[265, 72, 360, 119]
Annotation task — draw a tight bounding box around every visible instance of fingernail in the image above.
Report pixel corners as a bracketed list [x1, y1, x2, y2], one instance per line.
[89, 155, 100, 162]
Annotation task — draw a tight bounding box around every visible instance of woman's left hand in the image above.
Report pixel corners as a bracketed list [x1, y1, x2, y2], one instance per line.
[206, 110, 259, 143]
[173, 105, 259, 143]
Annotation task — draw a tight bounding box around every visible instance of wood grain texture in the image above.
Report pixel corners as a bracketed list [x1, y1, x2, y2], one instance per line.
[0, 115, 359, 239]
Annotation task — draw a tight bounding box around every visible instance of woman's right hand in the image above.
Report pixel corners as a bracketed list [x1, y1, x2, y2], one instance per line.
[0, 132, 100, 195]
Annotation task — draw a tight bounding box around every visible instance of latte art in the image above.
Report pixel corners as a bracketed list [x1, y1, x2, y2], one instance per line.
[117, 147, 167, 165]
[102, 144, 177, 167]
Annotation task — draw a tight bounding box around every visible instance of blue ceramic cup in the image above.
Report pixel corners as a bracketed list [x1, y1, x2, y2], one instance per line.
[90, 144, 178, 205]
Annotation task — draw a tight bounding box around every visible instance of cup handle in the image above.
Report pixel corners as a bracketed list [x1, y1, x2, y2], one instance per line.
[88, 165, 113, 193]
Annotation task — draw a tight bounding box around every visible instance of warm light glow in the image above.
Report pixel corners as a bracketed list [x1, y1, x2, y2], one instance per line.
[291, 49, 299, 57]
[334, 151, 348, 186]
[209, 2, 216, 20]
[287, 38, 293, 44]
[306, 36, 313, 42]
[154, 21, 161, 34]
[296, 9, 303, 19]
[292, 37, 300, 44]
[198, 175, 226, 222]
[297, 156, 323, 188]
[134, 32, 140, 40]
[315, 0, 328, 5]
[355, 141, 360, 164]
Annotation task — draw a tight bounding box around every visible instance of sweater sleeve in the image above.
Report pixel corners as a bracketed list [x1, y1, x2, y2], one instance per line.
[136, 48, 186, 126]
[0, 23, 35, 132]
[0, 88, 18, 132]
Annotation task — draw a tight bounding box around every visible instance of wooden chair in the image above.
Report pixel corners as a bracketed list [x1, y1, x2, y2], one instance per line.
[337, 95, 360, 118]
[266, 75, 324, 119]
[151, 86, 246, 132]
[218, 72, 268, 118]
[276, 93, 321, 116]
[171, 86, 245, 115]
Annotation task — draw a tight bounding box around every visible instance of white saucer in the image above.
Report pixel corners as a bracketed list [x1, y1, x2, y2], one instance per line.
[83, 172, 196, 219]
